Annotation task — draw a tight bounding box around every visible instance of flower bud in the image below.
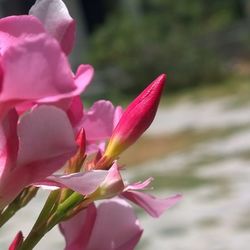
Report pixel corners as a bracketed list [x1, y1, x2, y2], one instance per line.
[96, 74, 166, 169]
[67, 128, 86, 174]
[9, 231, 23, 250]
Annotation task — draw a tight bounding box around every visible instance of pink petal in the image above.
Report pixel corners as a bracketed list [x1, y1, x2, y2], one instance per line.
[0, 109, 18, 179]
[86, 198, 143, 250]
[98, 164, 124, 198]
[0, 34, 75, 103]
[29, 0, 76, 55]
[113, 105, 123, 127]
[42, 164, 123, 198]
[122, 191, 182, 218]
[74, 64, 94, 95]
[85, 141, 106, 154]
[61, 199, 143, 250]
[0, 15, 45, 53]
[66, 96, 84, 128]
[17, 105, 76, 167]
[47, 171, 108, 195]
[80, 100, 117, 141]
[124, 177, 153, 191]
[0, 106, 77, 208]
[60, 203, 97, 250]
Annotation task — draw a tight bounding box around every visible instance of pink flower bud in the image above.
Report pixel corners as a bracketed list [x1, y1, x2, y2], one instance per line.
[66, 128, 86, 174]
[9, 231, 23, 250]
[96, 74, 166, 169]
[76, 127, 86, 156]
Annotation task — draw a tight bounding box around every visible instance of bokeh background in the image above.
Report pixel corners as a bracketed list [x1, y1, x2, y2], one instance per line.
[0, 0, 250, 249]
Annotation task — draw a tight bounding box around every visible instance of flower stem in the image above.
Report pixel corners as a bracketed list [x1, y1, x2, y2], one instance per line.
[0, 187, 38, 227]
[19, 190, 60, 250]
[20, 192, 84, 249]
[47, 192, 84, 230]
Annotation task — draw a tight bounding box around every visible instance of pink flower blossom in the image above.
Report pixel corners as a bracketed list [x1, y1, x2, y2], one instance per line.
[0, 0, 93, 119]
[40, 164, 181, 218]
[60, 198, 143, 250]
[67, 99, 123, 153]
[0, 106, 76, 208]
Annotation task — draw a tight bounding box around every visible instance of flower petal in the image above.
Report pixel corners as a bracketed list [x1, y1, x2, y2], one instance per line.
[124, 177, 153, 191]
[47, 171, 108, 195]
[122, 191, 182, 218]
[66, 96, 84, 128]
[29, 0, 76, 54]
[60, 203, 97, 250]
[17, 105, 76, 167]
[0, 34, 74, 104]
[80, 100, 118, 141]
[0, 15, 45, 53]
[0, 109, 18, 179]
[86, 198, 143, 250]
[74, 64, 94, 95]
[0, 106, 76, 208]
[60, 199, 143, 250]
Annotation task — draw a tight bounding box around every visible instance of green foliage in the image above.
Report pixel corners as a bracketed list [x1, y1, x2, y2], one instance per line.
[87, 0, 243, 97]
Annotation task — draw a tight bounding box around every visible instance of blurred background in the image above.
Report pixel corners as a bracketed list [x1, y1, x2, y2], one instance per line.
[0, 0, 250, 249]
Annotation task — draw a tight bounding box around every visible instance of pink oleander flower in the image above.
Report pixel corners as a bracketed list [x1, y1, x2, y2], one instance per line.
[0, 0, 93, 119]
[60, 198, 143, 250]
[0, 106, 77, 208]
[39, 164, 181, 249]
[0, 0, 122, 208]
[67, 97, 123, 153]
[40, 164, 181, 218]
[95, 74, 166, 169]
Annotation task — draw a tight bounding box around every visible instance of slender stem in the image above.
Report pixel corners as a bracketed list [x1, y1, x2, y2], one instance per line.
[0, 187, 38, 227]
[20, 192, 84, 250]
[47, 192, 84, 230]
[0, 205, 16, 227]
[19, 190, 60, 250]
[32, 190, 60, 229]
[19, 227, 47, 250]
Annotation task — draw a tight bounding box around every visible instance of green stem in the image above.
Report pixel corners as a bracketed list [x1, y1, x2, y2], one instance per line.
[0, 205, 16, 227]
[19, 227, 47, 250]
[47, 192, 84, 230]
[20, 192, 84, 250]
[0, 187, 38, 227]
[33, 190, 60, 229]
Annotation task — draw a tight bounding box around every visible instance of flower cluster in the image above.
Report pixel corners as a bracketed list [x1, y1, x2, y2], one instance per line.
[0, 0, 181, 249]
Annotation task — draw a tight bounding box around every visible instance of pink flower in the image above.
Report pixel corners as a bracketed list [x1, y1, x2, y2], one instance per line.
[67, 98, 123, 154]
[95, 74, 166, 169]
[60, 198, 143, 250]
[41, 165, 180, 249]
[40, 164, 181, 218]
[0, 0, 93, 119]
[0, 106, 76, 208]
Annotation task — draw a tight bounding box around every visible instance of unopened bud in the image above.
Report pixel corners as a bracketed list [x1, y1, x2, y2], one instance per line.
[96, 74, 166, 169]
